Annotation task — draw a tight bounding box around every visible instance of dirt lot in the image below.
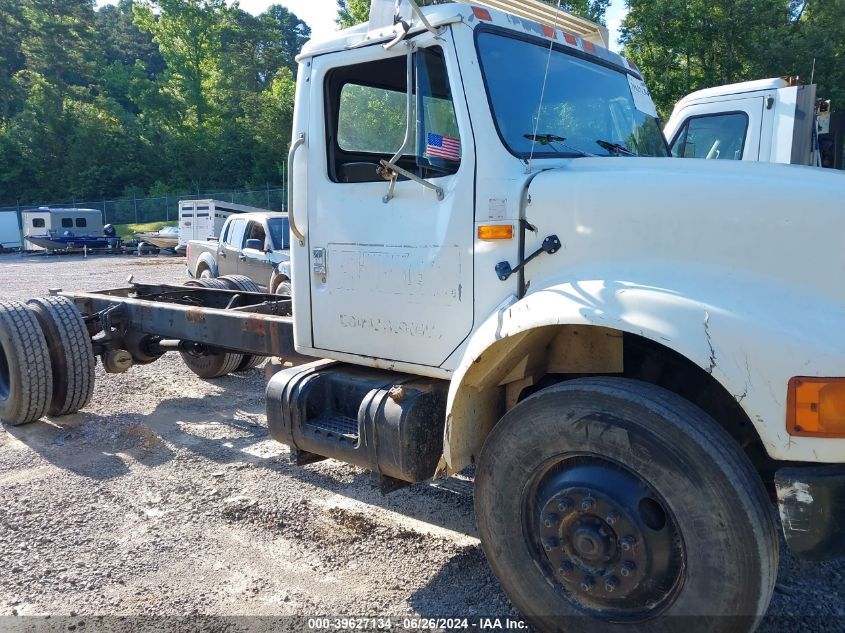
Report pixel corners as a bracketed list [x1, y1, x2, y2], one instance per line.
[0, 253, 843, 632]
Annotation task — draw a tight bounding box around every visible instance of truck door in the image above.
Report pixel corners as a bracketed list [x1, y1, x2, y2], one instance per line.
[239, 219, 271, 290]
[668, 98, 764, 161]
[218, 217, 245, 276]
[304, 32, 475, 368]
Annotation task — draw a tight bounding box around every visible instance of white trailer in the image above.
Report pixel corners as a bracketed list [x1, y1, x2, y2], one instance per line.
[0, 212, 21, 250]
[21, 208, 104, 252]
[177, 199, 273, 247]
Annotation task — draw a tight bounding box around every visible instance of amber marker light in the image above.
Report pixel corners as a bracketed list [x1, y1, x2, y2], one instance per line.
[787, 377, 845, 437]
[478, 224, 514, 240]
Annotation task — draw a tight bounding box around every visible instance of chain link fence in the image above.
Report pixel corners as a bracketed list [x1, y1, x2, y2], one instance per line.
[0, 186, 286, 240]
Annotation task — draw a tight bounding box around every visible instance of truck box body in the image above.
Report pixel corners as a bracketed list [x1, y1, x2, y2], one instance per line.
[0, 212, 21, 249]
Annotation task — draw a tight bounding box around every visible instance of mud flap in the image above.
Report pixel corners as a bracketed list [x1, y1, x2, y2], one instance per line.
[775, 465, 845, 561]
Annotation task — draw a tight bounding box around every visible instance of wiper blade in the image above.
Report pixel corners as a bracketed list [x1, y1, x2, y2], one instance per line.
[523, 132, 595, 157]
[596, 139, 635, 156]
[524, 133, 567, 145]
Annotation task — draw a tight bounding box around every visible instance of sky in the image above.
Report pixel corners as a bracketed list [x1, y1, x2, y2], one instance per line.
[95, 0, 629, 51]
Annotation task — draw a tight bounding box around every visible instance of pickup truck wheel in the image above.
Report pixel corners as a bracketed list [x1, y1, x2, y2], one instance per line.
[199, 268, 214, 279]
[475, 377, 777, 632]
[0, 300, 53, 425]
[219, 275, 261, 293]
[180, 349, 244, 379]
[184, 278, 229, 290]
[274, 280, 291, 296]
[26, 296, 95, 416]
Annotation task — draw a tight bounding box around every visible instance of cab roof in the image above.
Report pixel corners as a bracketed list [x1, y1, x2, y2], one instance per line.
[297, 2, 637, 77]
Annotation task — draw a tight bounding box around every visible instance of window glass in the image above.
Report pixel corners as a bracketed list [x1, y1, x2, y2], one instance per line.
[33, 218, 45, 228]
[267, 218, 290, 250]
[76, 218, 87, 227]
[61, 218, 73, 228]
[338, 84, 408, 154]
[671, 113, 749, 160]
[417, 47, 461, 169]
[476, 31, 667, 158]
[227, 219, 247, 247]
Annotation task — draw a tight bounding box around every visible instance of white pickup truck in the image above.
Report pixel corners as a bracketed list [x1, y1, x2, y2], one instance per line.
[665, 77, 845, 169]
[2, 1, 844, 630]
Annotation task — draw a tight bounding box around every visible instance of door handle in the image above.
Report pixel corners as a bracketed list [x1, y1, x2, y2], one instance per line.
[288, 133, 306, 246]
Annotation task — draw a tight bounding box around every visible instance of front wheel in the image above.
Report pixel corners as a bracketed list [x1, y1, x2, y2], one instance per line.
[475, 377, 777, 633]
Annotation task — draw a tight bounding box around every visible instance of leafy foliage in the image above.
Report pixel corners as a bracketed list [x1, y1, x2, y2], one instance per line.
[0, 0, 308, 205]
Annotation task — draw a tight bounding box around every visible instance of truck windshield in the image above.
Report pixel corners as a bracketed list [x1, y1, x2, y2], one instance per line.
[267, 217, 290, 250]
[476, 31, 668, 158]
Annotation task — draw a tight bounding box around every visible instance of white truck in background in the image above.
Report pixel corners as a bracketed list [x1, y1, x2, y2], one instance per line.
[665, 77, 844, 170]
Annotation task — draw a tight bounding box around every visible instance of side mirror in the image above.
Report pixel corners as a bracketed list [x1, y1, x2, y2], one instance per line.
[245, 238, 263, 251]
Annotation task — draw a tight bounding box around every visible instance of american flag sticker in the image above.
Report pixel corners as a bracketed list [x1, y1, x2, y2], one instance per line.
[426, 132, 461, 161]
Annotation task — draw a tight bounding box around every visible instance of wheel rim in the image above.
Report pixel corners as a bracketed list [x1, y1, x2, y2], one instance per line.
[0, 343, 9, 401]
[524, 454, 686, 621]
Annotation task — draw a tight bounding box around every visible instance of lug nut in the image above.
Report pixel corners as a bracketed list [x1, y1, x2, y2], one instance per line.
[580, 575, 594, 592]
[558, 497, 572, 511]
[543, 538, 558, 551]
[620, 561, 636, 577]
[620, 535, 636, 551]
[606, 511, 619, 525]
[581, 497, 595, 511]
[558, 561, 573, 577]
[544, 513, 559, 528]
[605, 576, 619, 592]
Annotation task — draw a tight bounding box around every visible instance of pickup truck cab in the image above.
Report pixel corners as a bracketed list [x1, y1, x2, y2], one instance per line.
[186, 211, 291, 293]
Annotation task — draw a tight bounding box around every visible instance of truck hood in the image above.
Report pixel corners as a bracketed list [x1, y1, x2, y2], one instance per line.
[525, 157, 845, 305]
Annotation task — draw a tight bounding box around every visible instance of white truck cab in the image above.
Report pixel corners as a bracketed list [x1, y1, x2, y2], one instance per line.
[664, 77, 844, 168]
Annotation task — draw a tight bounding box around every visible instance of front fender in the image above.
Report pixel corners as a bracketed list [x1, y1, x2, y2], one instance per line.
[443, 276, 845, 473]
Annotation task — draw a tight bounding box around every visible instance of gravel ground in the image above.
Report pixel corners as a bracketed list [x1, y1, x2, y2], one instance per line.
[0, 252, 843, 632]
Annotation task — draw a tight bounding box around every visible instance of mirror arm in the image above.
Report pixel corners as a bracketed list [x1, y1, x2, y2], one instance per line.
[379, 159, 444, 202]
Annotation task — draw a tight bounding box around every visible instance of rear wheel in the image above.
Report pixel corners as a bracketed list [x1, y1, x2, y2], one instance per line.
[180, 348, 244, 379]
[219, 275, 260, 293]
[273, 279, 291, 296]
[199, 267, 214, 279]
[184, 277, 229, 290]
[475, 377, 777, 633]
[26, 296, 95, 416]
[0, 301, 53, 425]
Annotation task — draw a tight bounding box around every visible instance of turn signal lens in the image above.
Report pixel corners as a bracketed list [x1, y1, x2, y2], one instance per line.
[478, 224, 513, 240]
[787, 377, 845, 437]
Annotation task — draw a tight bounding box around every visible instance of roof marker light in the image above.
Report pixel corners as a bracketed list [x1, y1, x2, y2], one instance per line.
[627, 59, 638, 70]
[472, 6, 493, 21]
[583, 40, 595, 53]
[541, 25, 556, 38]
[562, 32, 577, 46]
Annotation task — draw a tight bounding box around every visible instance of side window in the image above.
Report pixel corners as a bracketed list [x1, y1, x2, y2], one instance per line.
[328, 47, 460, 183]
[33, 218, 45, 228]
[76, 218, 87, 228]
[245, 221, 266, 248]
[671, 112, 749, 160]
[61, 218, 73, 228]
[228, 219, 247, 248]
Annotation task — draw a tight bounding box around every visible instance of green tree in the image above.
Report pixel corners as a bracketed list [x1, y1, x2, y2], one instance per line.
[337, 0, 371, 28]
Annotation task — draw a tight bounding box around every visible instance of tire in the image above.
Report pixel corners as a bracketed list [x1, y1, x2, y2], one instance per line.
[219, 275, 260, 293]
[0, 301, 53, 425]
[180, 349, 244, 379]
[274, 279, 292, 296]
[234, 354, 265, 372]
[475, 377, 777, 633]
[26, 296, 95, 416]
[199, 267, 214, 279]
[184, 277, 229, 290]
